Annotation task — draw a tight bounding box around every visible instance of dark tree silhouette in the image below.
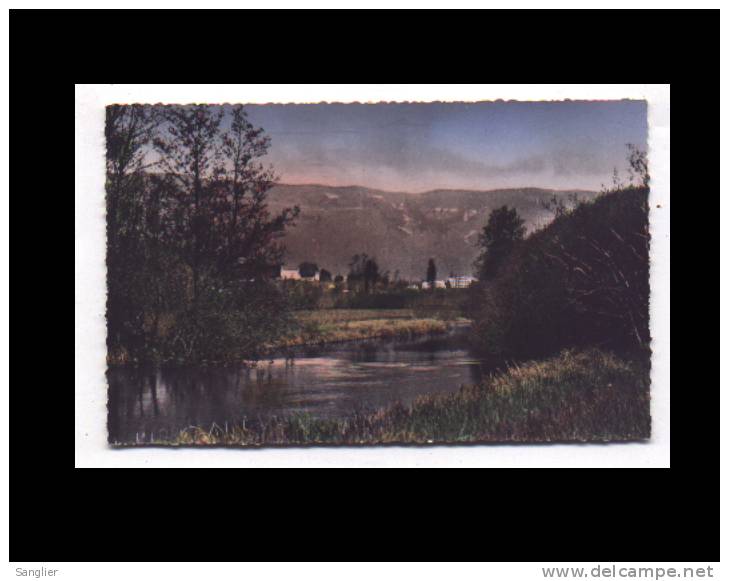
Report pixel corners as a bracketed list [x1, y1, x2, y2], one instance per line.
[106, 105, 300, 363]
[319, 269, 332, 282]
[348, 254, 380, 293]
[105, 105, 160, 355]
[299, 262, 319, 278]
[627, 143, 649, 187]
[475, 206, 526, 280]
[154, 105, 299, 299]
[426, 258, 437, 288]
[363, 257, 380, 293]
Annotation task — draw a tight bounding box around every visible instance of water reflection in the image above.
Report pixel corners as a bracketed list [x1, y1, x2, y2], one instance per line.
[108, 332, 486, 444]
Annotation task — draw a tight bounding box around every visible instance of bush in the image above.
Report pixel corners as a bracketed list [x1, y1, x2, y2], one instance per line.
[470, 187, 650, 360]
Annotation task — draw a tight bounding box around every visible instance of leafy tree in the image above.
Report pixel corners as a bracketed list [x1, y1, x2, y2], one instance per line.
[319, 268, 332, 282]
[154, 105, 299, 298]
[363, 257, 380, 293]
[107, 104, 300, 363]
[426, 258, 437, 288]
[299, 262, 319, 278]
[627, 143, 649, 187]
[348, 254, 380, 293]
[470, 149, 650, 359]
[475, 206, 526, 280]
[105, 105, 163, 357]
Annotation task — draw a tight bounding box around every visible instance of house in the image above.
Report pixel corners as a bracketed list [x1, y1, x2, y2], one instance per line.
[447, 275, 477, 288]
[279, 266, 321, 281]
[422, 280, 447, 290]
[280, 268, 301, 280]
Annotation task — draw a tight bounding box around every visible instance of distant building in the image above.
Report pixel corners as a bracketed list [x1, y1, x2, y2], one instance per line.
[280, 268, 301, 280]
[279, 266, 320, 281]
[447, 275, 477, 288]
[422, 280, 447, 290]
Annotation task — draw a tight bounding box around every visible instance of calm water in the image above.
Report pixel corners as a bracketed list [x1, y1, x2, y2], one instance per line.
[108, 331, 486, 444]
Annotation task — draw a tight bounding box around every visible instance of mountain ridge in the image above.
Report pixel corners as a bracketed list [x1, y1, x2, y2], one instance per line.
[266, 183, 598, 280]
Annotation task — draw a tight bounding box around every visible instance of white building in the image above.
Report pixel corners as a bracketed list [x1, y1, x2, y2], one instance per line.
[447, 275, 477, 288]
[422, 280, 447, 290]
[280, 267, 320, 281]
[280, 268, 301, 280]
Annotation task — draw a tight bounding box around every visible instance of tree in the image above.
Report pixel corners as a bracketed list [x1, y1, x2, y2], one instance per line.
[475, 206, 526, 280]
[105, 105, 162, 357]
[154, 105, 299, 300]
[319, 269, 332, 282]
[363, 257, 380, 293]
[107, 104, 300, 362]
[299, 262, 319, 278]
[627, 143, 649, 187]
[426, 258, 437, 288]
[348, 254, 380, 293]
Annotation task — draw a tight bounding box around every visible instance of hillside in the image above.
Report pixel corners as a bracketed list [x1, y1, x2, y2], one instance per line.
[266, 184, 597, 280]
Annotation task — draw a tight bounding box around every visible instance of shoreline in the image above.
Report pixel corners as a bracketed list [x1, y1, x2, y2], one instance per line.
[275, 316, 470, 350]
[112, 349, 650, 447]
[108, 311, 472, 367]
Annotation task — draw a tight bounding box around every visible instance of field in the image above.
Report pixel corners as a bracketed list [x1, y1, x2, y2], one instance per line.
[277, 308, 466, 347]
[161, 349, 650, 446]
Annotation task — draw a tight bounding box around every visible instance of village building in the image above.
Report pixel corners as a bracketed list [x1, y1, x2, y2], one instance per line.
[280, 267, 301, 280]
[279, 266, 320, 281]
[447, 275, 477, 288]
[422, 280, 447, 290]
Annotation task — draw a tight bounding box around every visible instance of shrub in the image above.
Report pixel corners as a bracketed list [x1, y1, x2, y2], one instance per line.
[471, 187, 650, 360]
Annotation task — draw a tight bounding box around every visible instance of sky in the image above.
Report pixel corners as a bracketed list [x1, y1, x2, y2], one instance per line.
[210, 101, 647, 193]
[240, 101, 647, 192]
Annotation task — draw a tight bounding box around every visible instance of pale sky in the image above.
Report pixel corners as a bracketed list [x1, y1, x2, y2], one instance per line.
[239, 100, 648, 192]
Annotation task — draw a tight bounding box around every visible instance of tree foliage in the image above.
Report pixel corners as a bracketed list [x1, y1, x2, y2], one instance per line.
[106, 105, 299, 363]
[426, 258, 437, 285]
[470, 184, 650, 360]
[474, 205, 526, 281]
[348, 254, 381, 293]
[298, 262, 319, 278]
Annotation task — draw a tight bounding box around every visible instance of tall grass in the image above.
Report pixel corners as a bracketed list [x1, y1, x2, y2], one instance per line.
[277, 309, 456, 347]
[160, 349, 650, 447]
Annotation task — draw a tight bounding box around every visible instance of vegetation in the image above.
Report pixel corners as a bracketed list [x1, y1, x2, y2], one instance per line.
[347, 254, 381, 293]
[469, 148, 650, 361]
[426, 258, 437, 286]
[148, 349, 649, 446]
[298, 262, 319, 278]
[106, 105, 299, 364]
[474, 205, 526, 281]
[279, 309, 458, 347]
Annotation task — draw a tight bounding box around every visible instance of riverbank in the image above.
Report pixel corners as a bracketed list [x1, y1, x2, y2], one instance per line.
[276, 309, 466, 348]
[163, 349, 650, 446]
[108, 308, 466, 365]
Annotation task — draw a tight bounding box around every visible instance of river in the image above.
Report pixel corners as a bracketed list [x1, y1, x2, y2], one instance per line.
[107, 330, 486, 444]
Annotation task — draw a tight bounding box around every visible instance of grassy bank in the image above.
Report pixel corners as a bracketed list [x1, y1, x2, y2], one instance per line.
[277, 308, 465, 348]
[156, 349, 649, 446]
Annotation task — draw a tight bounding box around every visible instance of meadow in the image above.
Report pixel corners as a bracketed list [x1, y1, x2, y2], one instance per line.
[278, 308, 461, 347]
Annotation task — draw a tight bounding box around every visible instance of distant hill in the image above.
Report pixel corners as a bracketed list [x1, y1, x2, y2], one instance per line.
[266, 184, 598, 281]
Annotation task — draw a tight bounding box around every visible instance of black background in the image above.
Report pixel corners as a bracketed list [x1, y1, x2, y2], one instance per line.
[11, 8, 714, 563]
